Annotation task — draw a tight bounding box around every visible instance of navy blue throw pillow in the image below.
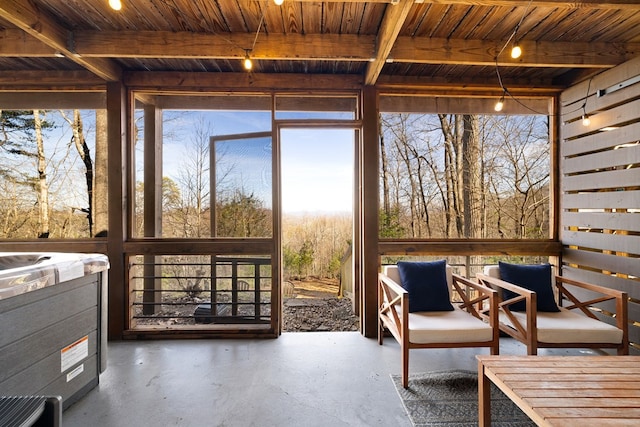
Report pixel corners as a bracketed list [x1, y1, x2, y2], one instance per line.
[397, 260, 454, 313]
[498, 262, 559, 312]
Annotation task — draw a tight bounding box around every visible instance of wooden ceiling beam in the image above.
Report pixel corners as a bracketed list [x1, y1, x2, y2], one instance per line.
[273, 0, 638, 8]
[365, 0, 414, 85]
[4, 30, 626, 70]
[73, 31, 375, 61]
[0, 70, 106, 90]
[0, 0, 122, 81]
[376, 74, 564, 92]
[391, 37, 640, 68]
[0, 29, 57, 56]
[417, 0, 640, 10]
[124, 71, 364, 91]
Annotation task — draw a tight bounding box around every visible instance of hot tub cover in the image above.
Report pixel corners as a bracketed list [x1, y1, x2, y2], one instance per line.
[0, 252, 109, 300]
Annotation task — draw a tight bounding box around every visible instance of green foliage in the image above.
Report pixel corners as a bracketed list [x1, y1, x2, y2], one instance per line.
[283, 240, 315, 279]
[162, 177, 182, 209]
[326, 251, 342, 278]
[1, 110, 56, 179]
[1, 110, 38, 145]
[216, 189, 271, 237]
[379, 207, 405, 238]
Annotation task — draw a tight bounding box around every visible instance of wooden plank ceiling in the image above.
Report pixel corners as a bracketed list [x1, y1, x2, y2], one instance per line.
[0, 0, 639, 89]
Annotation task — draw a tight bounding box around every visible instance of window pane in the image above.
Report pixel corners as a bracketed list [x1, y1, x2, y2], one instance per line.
[132, 94, 272, 238]
[378, 111, 550, 239]
[0, 109, 107, 238]
[212, 134, 273, 238]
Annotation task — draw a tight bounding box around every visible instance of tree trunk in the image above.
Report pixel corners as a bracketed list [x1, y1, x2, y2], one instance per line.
[438, 114, 465, 237]
[34, 110, 49, 238]
[453, 116, 464, 237]
[462, 114, 481, 239]
[394, 117, 418, 237]
[379, 114, 390, 218]
[71, 110, 95, 236]
[94, 109, 108, 236]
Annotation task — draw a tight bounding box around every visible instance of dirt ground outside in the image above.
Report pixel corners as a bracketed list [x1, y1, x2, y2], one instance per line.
[134, 277, 359, 331]
[282, 277, 359, 332]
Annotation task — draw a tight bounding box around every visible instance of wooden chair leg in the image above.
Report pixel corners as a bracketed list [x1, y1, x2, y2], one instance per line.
[402, 343, 409, 388]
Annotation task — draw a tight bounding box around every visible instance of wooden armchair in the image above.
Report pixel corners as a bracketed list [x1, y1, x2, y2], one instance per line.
[378, 263, 499, 388]
[477, 265, 628, 356]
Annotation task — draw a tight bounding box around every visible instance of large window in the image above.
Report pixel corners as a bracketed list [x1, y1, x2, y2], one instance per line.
[0, 108, 107, 239]
[133, 95, 272, 239]
[379, 97, 551, 241]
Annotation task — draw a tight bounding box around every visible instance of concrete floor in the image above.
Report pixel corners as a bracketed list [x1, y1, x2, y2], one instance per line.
[62, 333, 596, 427]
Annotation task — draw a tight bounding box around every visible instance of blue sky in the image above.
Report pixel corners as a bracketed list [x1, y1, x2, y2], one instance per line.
[281, 128, 354, 214]
[159, 111, 354, 214]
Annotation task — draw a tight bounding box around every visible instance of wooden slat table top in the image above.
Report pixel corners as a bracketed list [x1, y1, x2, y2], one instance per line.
[477, 356, 640, 427]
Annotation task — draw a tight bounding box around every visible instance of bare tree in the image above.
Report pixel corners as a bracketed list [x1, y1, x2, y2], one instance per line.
[60, 109, 95, 235]
[94, 110, 108, 236]
[483, 115, 550, 238]
[34, 110, 50, 238]
[379, 112, 549, 241]
[379, 113, 392, 230]
[168, 117, 211, 238]
[462, 114, 482, 239]
[438, 114, 464, 237]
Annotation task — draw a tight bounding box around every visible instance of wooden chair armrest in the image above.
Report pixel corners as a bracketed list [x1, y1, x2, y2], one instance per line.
[378, 273, 408, 343]
[453, 273, 496, 297]
[452, 274, 498, 326]
[477, 273, 535, 299]
[378, 272, 407, 299]
[555, 276, 626, 300]
[476, 273, 537, 343]
[555, 275, 628, 333]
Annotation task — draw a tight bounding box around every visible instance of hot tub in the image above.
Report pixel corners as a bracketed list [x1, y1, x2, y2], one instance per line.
[0, 252, 109, 409]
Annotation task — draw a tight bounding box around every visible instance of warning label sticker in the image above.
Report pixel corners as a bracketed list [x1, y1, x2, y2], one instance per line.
[61, 335, 89, 372]
[66, 364, 84, 382]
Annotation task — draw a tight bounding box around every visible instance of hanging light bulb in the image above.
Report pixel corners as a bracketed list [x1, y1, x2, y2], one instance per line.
[109, 0, 122, 11]
[581, 104, 590, 126]
[511, 42, 522, 59]
[274, 0, 284, 5]
[243, 52, 253, 71]
[494, 94, 505, 112]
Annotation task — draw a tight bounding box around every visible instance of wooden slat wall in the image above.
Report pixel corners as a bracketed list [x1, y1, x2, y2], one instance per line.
[560, 55, 640, 354]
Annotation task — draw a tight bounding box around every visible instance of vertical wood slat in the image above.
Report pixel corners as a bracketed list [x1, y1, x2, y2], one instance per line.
[362, 85, 379, 338]
[142, 103, 163, 315]
[107, 82, 127, 339]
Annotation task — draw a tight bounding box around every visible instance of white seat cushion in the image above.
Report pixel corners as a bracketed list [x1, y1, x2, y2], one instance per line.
[499, 307, 623, 344]
[408, 307, 493, 344]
